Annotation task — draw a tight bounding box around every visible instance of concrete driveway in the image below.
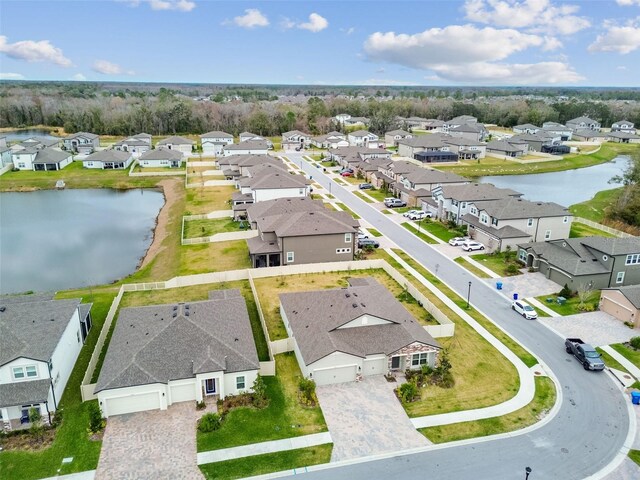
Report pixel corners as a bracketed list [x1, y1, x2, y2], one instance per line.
[539, 311, 637, 347]
[486, 272, 560, 300]
[96, 402, 203, 480]
[316, 376, 429, 462]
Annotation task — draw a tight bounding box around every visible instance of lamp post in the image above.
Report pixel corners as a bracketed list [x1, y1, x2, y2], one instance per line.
[525, 467, 532, 479]
[466, 281, 472, 309]
[417, 215, 423, 234]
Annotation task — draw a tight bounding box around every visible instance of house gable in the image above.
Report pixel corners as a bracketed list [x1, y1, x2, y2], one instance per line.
[335, 314, 394, 329]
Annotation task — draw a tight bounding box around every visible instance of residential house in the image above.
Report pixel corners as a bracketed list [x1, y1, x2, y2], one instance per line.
[12, 148, 73, 171]
[448, 122, 488, 142]
[518, 237, 640, 290]
[513, 124, 541, 135]
[246, 197, 359, 268]
[240, 132, 265, 143]
[282, 130, 312, 149]
[462, 197, 572, 252]
[279, 277, 441, 385]
[156, 135, 194, 154]
[422, 119, 446, 132]
[138, 149, 183, 168]
[237, 163, 311, 203]
[333, 113, 352, 124]
[448, 115, 478, 125]
[95, 290, 259, 418]
[223, 140, 270, 156]
[398, 168, 469, 195]
[384, 129, 413, 147]
[572, 130, 607, 142]
[310, 132, 348, 149]
[0, 294, 92, 430]
[200, 131, 233, 156]
[327, 146, 391, 169]
[113, 133, 152, 158]
[404, 117, 428, 129]
[605, 132, 640, 144]
[219, 154, 280, 177]
[62, 132, 99, 154]
[611, 120, 635, 134]
[13, 137, 61, 151]
[441, 137, 486, 160]
[542, 122, 573, 141]
[509, 132, 559, 153]
[82, 150, 134, 170]
[414, 151, 459, 163]
[347, 130, 381, 148]
[566, 116, 601, 132]
[397, 134, 450, 158]
[486, 139, 529, 158]
[0, 146, 12, 169]
[600, 285, 640, 329]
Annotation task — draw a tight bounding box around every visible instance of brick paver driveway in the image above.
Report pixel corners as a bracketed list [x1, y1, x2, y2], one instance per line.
[539, 311, 636, 347]
[316, 375, 429, 462]
[96, 402, 203, 480]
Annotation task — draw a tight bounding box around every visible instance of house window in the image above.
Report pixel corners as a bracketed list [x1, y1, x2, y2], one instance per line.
[25, 366, 37, 377]
[470, 207, 477, 215]
[491, 218, 498, 227]
[616, 272, 625, 284]
[625, 254, 640, 265]
[18, 162, 26, 168]
[236, 376, 245, 390]
[461, 202, 466, 209]
[12, 367, 25, 379]
[518, 249, 527, 262]
[286, 251, 294, 263]
[345, 233, 352, 243]
[527, 218, 533, 227]
[480, 214, 489, 224]
[299, 188, 304, 195]
[545, 230, 551, 240]
[563, 216, 569, 223]
[411, 353, 429, 366]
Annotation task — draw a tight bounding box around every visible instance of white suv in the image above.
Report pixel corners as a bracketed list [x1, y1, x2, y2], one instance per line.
[461, 240, 485, 251]
[512, 300, 538, 320]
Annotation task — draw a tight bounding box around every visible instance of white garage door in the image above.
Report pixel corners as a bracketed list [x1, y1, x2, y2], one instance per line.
[363, 357, 387, 376]
[170, 383, 196, 404]
[105, 392, 161, 417]
[313, 365, 357, 386]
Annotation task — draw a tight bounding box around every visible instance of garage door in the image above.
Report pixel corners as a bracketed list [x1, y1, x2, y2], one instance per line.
[313, 365, 357, 386]
[169, 383, 196, 404]
[363, 357, 387, 376]
[105, 392, 161, 417]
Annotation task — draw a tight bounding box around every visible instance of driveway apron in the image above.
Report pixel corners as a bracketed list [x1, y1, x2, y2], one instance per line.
[316, 375, 430, 462]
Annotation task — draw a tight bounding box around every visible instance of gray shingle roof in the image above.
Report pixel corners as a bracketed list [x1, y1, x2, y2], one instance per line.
[279, 278, 440, 365]
[580, 236, 640, 256]
[32, 149, 72, 164]
[461, 214, 530, 240]
[567, 116, 599, 125]
[201, 131, 233, 139]
[520, 238, 611, 276]
[140, 149, 183, 161]
[609, 285, 640, 309]
[403, 168, 468, 186]
[486, 140, 526, 153]
[95, 291, 259, 393]
[246, 197, 325, 222]
[224, 141, 269, 151]
[157, 135, 194, 145]
[247, 172, 310, 190]
[473, 197, 569, 219]
[84, 150, 132, 163]
[65, 132, 99, 140]
[0, 379, 51, 408]
[397, 134, 448, 149]
[438, 183, 521, 202]
[348, 130, 375, 137]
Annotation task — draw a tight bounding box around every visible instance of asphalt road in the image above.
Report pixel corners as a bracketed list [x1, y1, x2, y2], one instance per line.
[290, 154, 631, 480]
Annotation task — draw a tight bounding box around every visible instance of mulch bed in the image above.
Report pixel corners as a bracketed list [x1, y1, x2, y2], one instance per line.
[0, 428, 56, 452]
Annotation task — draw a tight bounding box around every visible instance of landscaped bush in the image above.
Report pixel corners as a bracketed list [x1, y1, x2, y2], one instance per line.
[577, 302, 595, 312]
[220, 393, 254, 413]
[195, 401, 206, 410]
[198, 412, 222, 433]
[252, 375, 268, 408]
[559, 284, 574, 298]
[630, 336, 640, 350]
[398, 381, 419, 403]
[505, 263, 520, 275]
[298, 377, 317, 406]
[87, 401, 105, 433]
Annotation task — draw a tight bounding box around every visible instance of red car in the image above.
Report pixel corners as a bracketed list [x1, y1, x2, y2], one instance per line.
[341, 171, 353, 177]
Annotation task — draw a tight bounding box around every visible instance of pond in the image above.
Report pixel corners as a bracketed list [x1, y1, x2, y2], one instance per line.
[478, 156, 631, 207]
[2, 128, 60, 142]
[0, 188, 164, 294]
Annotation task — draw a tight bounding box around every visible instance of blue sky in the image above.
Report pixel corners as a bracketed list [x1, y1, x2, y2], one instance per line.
[1, 0, 639, 86]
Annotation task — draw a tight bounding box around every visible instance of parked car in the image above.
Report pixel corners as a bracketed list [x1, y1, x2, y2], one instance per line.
[461, 240, 485, 251]
[340, 168, 353, 174]
[357, 232, 368, 240]
[384, 198, 407, 208]
[565, 338, 605, 371]
[402, 209, 420, 217]
[512, 300, 538, 320]
[448, 236, 470, 246]
[341, 171, 353, 177]
[358, 183, 373, 189]
[358, 238, 380, 248]
[407, 211, 432, 221]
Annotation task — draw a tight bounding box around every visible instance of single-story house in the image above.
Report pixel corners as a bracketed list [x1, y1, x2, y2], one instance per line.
[442, 137, 487, 160]
[156, 135, 194, 154]
[279, 277, 441, 385]
[62, 132, 99, 154]
[223, 140, 270, 156]
[95, 290, 259, 418]
[200, 131, 234, 156]
[31, 148, 73, 171]
[600, 285, 640, 329]
[310, 132, 348, 149]
[513, 124, 541, 135]
[486, 139, 529, 157]
[414, 150, 458, 163]
[397, 134, 450, 158]
[605, 132, 640, 144]
[83, 149, 134, 170]
[138, 148, 183, 168]
[572, 130, 608, 142]
[542, 122, 572, 141]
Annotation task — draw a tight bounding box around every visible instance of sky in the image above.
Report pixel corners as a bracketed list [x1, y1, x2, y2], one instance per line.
[0, 0, 639, 86]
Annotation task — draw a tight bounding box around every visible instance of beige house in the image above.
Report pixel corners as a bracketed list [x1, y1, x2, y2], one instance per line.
[600, 286, 640, 328]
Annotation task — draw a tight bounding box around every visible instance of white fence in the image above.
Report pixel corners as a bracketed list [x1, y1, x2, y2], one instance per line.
[574, 217, 634, 238]
[270, 338, 295, 355]
[186, 161, 217, 167]
[81, 383, 97, 402]
[0, 163, 13, 176]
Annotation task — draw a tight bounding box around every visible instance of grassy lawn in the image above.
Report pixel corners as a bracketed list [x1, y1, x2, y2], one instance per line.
[334, 202, 360, 219]
[569, 221, 616, 238]
[569, 188, 623, 223]
[333, 178, 348, 186]
[353, 191, 373, 203]
[610, 343, 640, 368]
[185, 186, 235, 214]
[253, 269, 440, 341]
[629, 450, 640, 467]
[394, 206, 412, 214]
[420, 220, 462, 242]
[596, 348, 628, 373]
[454, 257, 492, 278]
[366, 189, 392, 202]
[368, 228, 382, 237]
[197, 353, 327, 452]
[401, 222, 439, 244]
[534, 291, 601, 316]
[382, 209, 393, 214]
[179, 240, 250, 276]
[183, 218, 243, 239]
[420, 376, 556, 443]
[199, 444, 332, 480]
[470, 252, 522, 277]
[133, 165, 185, 174]
[0, 286, 119, 479]
[436, 143, 638, 177]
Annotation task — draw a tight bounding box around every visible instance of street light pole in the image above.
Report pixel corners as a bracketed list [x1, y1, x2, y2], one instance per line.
[466, 281, 472, 309]
[525, 467, 532, 479]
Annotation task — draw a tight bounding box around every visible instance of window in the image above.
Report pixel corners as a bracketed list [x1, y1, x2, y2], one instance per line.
[344, 233, 352, 243]
[563, 216, 569, 223]
[626, 254, 640, 265]
[236, 376, 245, 390]
[18, 162, 26, 168]
[470, 206, 477, 215]
[491, 218, 498, 227]
[299, 188, 304, 195]
[26, 366, 37, 377]
[12, 367, 25, 379]
[411, 353, 429, 366]
[48, 359, 53, 372]
[519, 249, 527, 262]
[545, 230, 551, 240]
[286, 251, 294, 263]
[461, 202, 466, 209]
[527, 218, 533, 227]
[616, 272, 625, 284]
[480, 214, 489, 224]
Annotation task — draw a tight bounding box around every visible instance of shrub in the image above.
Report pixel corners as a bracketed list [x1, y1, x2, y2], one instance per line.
[420, 364, 433, 376]
[198, 413, 222, 433]
[252, 374, 268, 408]
[505, 263, 520, 275]
[630, 336, 640, 350]
[398, 382, 418, 403]
[50, 407, 64, 427]
[559, 284, 573, 298]
[87, 402, 105, 433]
[577, 303, 595, 312]
[298, 377, 317, 406]
[29, 407, 44, 440]
[195, 401, 206, 411]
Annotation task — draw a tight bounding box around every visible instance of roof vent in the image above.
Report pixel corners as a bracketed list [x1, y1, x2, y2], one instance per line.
[234, 338, 239, 342]
[50, 318, 55, 322]
[0, 306, 5, 312]
[345, 293, 351, 298]
[185, 311, 190, 316]
[172, 312, 177, 318]
[352, 303, 358, 308]
[361, 303, 366, 307]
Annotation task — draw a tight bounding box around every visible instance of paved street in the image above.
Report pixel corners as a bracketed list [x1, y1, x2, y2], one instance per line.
[288, 153, 631, 480]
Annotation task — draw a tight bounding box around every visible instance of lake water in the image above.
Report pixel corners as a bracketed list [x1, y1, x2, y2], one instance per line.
[2, 129, 60, 142]
[0, 189, 164, 294]
[478, 156, 631, 206]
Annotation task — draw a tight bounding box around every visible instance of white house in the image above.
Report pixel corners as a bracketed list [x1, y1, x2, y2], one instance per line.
[282, 130, 312, 148]
[347, 130, 380, 147]
[310, 132, 348, 149]
[223, 140, 270, 156]
[113, 133, 152, 158]
[12, 148, 73, 171]
[0, 146, 11, 168]
[611, 120, 635, 134]
[138, 148, 183, 168]
[0, 294, 92, 430]
[62, 132, 99, 154]
[95, 290, 259, 418]
[566, 116, 601, 132]
[513, 124, 541, 135]
[83, 150, 134, 170]
[238, 164, 311, 202]
[542, 122, 573, 141]
[156, 135, 194, 154]
[279, 277, 441, 386]
[200, 131, 234, 156]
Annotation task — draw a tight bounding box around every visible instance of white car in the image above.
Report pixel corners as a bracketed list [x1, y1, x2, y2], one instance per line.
[461, 240, 485, 251]
[357, 232, 368, 240]
[512, 300, 538, 320]
[402, 209, 420, 218]
[407, 211, 432, 221]
[448, 236, 470, 246]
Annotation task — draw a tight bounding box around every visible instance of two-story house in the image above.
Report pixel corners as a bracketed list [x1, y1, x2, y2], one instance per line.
[113, 133, 152, 157]
[397, 134, 450, 158]
[448, 122, 488, 142]
[611, 120, 635, 134]
[200, 131, 234, 156]
[513, 124, 541, 135]
[223, 140, 270, 156]
[384, 129, 413, 147]
[62, 132, 100, 154]
[566, 116, 601, 132]
[347, 130, 381, 148]
[237, 163, 311, 203]
[486, 139, 529, 158]
[0, 294, 92, 430]
[442, 137, 487, 160]
[282, 130, 312, 150]
[542, 122, 573, 141]
[310, 132, 348, 149]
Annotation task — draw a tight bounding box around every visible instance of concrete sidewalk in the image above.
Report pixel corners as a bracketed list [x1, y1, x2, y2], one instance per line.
[461, 256, 500, 279]
[601, 345, 640, 381]
[196, 432, 332, 465]
[527, 297, 560, 317]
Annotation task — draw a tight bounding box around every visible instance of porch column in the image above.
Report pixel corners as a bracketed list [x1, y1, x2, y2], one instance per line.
[1, 407, 9, 422]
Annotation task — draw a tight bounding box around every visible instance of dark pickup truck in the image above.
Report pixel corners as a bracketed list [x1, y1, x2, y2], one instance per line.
[565, 338, 605, 371]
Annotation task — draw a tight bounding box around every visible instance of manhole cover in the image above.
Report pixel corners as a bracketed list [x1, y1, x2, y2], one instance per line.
[534, 371, 542, 375]
[561, 448, 569, 454]
[565, 358, 572, 362]
[623, 374, 632, 379]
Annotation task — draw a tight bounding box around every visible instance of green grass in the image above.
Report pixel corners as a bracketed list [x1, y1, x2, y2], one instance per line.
[629, 450, 640, 467]
[367, 228, 382, 237]
[611, 344, 640, 368]
[454, 257, 492, 278]
[569, 221, 616, 238]
[197, 353, 327, 452]
[382, 209, 393, 214]
[569, 188, 623, 223]
[470, 252, 522, 277]
[183, 218, 243, 239]
[534, 291, 601, 316]
[394, 206, 412, 214]
[365, 188, 392, 202]
[199, 444, 333, 480]
[596, 348, 628, 373]
[421, 376, 556, 443]
[419, 220, 462, 242]
[401, 222, 439, 244]
[184, 186, 235, 215]
[335, 202, 360, 219]
[353, 191, 374, 203]
[179, 240, 251, 276]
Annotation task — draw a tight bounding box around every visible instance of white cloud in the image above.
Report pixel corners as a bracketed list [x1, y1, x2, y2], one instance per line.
[123, 0, 195, 11]
[341, 27, 355, 35]
[280, 17, 296, 29]
[617, 0, 640, 6]
[430, 61, 584, 84]
[0, 72, 25, 80]
[92, 60, 134, 75]
[71, 73, 87, 81]
[588, 18, 640, 54]
[230, 9, 269, 28]
[464, 0, 590, 35]
[298, 13, 328, 32]
[617, 66, 628, 70]
[0, 36, 72, 67]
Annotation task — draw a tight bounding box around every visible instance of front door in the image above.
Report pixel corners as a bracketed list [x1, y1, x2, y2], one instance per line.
[204, 378, 216, 395]
[391, 356, 401, 370]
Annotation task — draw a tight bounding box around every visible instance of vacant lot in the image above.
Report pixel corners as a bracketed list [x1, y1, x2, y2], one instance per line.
[185, 186, 235, 214]
[179, 240, 250, 276]
[183, 218, 242, 239]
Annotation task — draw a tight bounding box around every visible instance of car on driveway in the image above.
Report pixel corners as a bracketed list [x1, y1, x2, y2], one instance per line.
[358, 238, 380, 248]
[461, 240, 485, 251]
[340, 168, 353, 174]
[407, 211, 432, 220]
[512, 300, 538, 320]
[358, 183, 373, 189]
[448, 236, 470, 246]
[357, 232, 368, 240]
[384, 198, 407, 208]
[402, 209, 420, 217]
[341, 171, 353, 177]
